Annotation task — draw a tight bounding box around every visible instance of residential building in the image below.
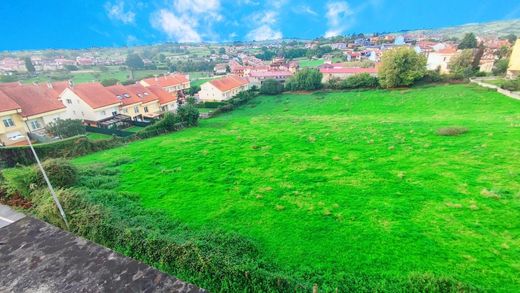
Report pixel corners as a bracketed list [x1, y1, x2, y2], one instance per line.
[0, 91, 25, 146]
[248, 71, 293, 87]
[199, 75, 251, 102]
[427, 47, 458, 74]
[214, 63, 228, 75]
[60, 83, 122, 125]
[140, 74, 190, 93]
[319, 64, 378, 83]
[105, 85, 143, 120]
[146, 85, 178, 113]
[0, 85, 68, 136]
[507, 39, 520, 78]
[125, 84, 162, 119]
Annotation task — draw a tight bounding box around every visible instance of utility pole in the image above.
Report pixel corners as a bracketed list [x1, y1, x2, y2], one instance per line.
[25, 135, 69, 229]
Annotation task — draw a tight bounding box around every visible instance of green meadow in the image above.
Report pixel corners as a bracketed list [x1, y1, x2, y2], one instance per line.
[74, 84, 520, 291]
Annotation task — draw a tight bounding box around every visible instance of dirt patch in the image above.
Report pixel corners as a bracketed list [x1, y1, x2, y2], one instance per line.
[0, 190, 32, 209]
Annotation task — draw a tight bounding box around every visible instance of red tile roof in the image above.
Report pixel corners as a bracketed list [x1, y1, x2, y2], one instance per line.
[320, 65, 378, 74]
[0, 90, 21, 113]
[106, 84, 141, 106]
[146, 85, 177, 105]
[437, 47, 457, 54]
[124, 84, 160, 104]
[71, 83, 121, 109]
[249, 71, 293, 78]
[142, 74, 189, 88]
[209, 75, 249, 92]
[0, 85, 66, 117]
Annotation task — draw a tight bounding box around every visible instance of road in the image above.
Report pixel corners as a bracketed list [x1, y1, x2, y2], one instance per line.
[0, 204, 25, 228]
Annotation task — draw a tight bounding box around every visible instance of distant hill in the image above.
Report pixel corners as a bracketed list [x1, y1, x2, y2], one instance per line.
[393, 19, 520, 39]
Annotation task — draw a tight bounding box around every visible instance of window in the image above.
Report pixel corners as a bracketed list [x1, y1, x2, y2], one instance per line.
[112, 111, 117, 116]
[144, 106, 149, 113]
[134, 106, 139, 113]
[2, 117, 15, 128]
[30, 120, 42, 130]
[66, 99, 72, 104]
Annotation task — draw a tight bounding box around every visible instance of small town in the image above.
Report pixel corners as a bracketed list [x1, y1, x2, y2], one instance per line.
[0, 1, 519, 292]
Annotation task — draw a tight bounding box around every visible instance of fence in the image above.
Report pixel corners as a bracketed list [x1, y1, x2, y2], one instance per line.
[85, 126, 135, 137]
[470, 78, 520, 101]
[132, 120, 154, 127]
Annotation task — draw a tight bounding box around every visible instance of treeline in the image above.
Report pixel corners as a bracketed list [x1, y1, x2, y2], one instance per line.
[255, 45, 334, 61]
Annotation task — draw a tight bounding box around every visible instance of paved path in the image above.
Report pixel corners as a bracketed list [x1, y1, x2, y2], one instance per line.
[0, 204, 25, 228]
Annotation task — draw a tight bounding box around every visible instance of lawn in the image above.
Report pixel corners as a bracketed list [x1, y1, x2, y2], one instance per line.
[85, 132, 112, 140]
[123, 126, 144, 133]
[73, 84, 520, 291]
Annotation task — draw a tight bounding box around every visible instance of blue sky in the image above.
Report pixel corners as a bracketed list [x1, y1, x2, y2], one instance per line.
[0, 0, 519, 50]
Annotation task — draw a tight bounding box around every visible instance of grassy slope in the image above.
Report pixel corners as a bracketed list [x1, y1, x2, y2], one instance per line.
[74, 84, 520, 291]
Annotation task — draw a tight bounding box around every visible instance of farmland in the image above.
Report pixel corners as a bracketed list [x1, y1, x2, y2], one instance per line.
[72, 84, 520, 291]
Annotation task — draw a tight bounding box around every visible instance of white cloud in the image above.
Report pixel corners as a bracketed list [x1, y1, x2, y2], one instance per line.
[105, 1, 135, 24]
[174, 0, 222, 21]
[293, 5, 318, 16]
[251, 11, 278, 25]
[151, 9, 202, 43]
[325, 1, 354, 37]
[246, 25, 282, 41]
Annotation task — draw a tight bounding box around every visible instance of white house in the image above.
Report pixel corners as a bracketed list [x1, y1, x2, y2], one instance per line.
[427, 47, 458, 74]
[199, 75, 251, 102]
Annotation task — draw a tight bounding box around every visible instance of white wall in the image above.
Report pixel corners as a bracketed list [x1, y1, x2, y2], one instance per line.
[60, 88, 120, 122]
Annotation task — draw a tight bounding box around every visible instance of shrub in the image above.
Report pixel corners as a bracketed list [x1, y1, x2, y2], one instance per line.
[341, 73, 379, 89]
[285, 68, 323, 91]
[260, 79, 284, 95]
[378, 47, 427, 88]
[177, 104, 200, 127]
[46, 119, 86, 138]
[197, 101, 226, 109]
[436, 127, 468, 136]
[101, 78, 119, 86]
[501, 78, 520, 91]
[35, 158, 78, 188]
[493, 59, 509, 76]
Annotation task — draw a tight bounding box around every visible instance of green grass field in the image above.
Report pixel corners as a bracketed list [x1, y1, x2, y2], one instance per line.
[73, 84, 520, 291]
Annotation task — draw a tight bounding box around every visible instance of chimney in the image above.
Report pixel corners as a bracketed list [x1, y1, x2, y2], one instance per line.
[68, 80, 74, 88]
[47, 82, 53, 89]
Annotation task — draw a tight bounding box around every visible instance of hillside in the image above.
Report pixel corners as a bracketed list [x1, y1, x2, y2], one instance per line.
[400, 18, 520, 38]
[70, 84, 520, 291]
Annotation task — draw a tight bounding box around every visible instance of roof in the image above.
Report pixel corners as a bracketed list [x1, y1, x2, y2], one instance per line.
[0, 215, 206, 292]
[0, 85, 66, 117]
[208, 75, 250, 92]
[71, 83, 121, 109]
[106, 84, 141, 106]
[147, 85, 177, 105]
[249, 71, 293, 78]
[142, 74, 189, 88]
[320, 65, 378, 74]
[125, 84, 160, 104]
[436, 47, 458, 54]
[0, 90, 21, 113]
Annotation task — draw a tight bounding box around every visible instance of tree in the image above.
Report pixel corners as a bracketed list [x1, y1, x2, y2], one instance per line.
[126, 53, 144, 80]
[45, 119, 86, 138]
[458, 33, 478, 49]
[493, 58, 509, 76]
[285, 68, 323, 91]
[24, 57, 35, 73]
[218, 47, 226, 54]
[449, 49, 475, 78]
[177, 103, 200, 127]
[260, 79, 284, 95]
[501, 33, 517, 45]
[101, 78, 119, 87]
[378, 47, 427, 88]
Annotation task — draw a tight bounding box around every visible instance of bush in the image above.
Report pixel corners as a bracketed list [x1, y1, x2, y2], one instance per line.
[342, 73, 379, 89]
[420, 70, 446, 83]
[493, 59, 509, 76]
[436, 127, 468, 136]
[260, 79, 284, 95]
[46, 119, 86, 138]
[197, 101, 226, 109]
[378, 47, 427, 88]
[285, 68, 323, 91]
[177, 104, 200, 127]
[501, 78, 520, 91]
[101, 78, 120, 87]
[35, 158, 78, 188]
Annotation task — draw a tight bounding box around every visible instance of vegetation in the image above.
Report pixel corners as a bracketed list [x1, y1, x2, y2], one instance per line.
[46, 119, 86, 138]
[493, 58, 510, 76]
[458, 33, 478, 49]
[378, 47, 427, 88]
[24, 57, 35, 73]
[284, 68, 323, 91]
[500, 77, 520, 92]
[260, 79, 284, 95]
[12, 84, 514, 292]
[328, 73, 379, 90]
[448, 49, 476, 79]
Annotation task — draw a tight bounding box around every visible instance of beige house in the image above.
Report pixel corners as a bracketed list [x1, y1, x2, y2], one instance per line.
[199, 75, 251, 102]
[125, 84, 162, 119]
[0, 91, 26, 146]
[507, 39, 520, 78]
[426, 47, 458, 74]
